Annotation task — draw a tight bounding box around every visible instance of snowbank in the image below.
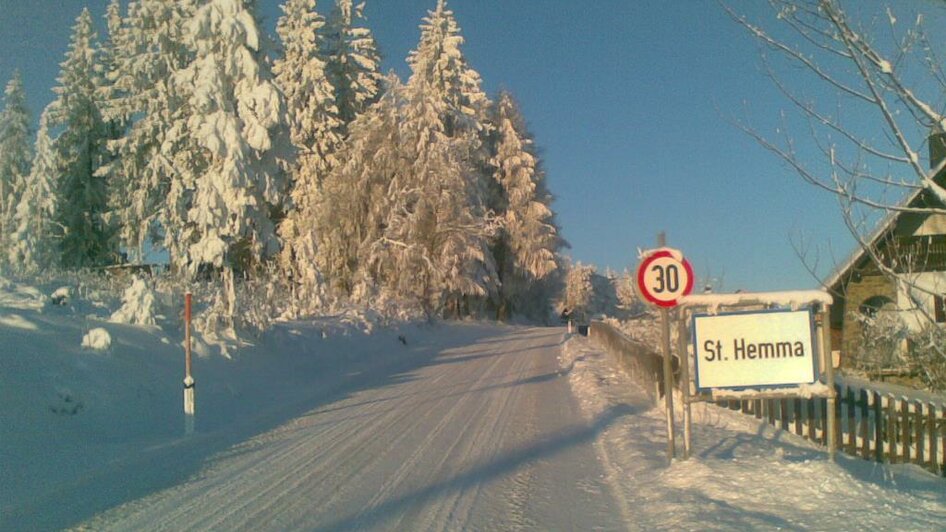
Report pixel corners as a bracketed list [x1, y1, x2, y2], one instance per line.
[559, 334, 946, 529]
[0, 275, 444, 530]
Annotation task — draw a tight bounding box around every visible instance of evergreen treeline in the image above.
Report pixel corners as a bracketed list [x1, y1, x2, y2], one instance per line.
[0, 0, 565, 324]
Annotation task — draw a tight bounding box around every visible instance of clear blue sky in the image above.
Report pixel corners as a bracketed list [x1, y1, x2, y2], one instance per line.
[1, 0, 888, 291]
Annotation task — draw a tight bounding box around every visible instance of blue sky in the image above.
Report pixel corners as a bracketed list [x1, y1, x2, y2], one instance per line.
[0, 0, 900, 291]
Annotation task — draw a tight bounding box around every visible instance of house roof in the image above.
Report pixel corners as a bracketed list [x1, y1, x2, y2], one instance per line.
[821, 187, 926, 291]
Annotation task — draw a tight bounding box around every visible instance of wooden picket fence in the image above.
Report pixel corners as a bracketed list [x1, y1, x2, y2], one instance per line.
[724, 379, 946, 477]
[588, 320, 946, 478]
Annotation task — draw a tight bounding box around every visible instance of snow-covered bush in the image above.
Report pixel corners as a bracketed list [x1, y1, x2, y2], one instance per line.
[50, 286, 71, 306]
[849, 310, 909, 374]
[110, 276, 157, 326]
[906, 326, 946, 392]
[81, 327, 112, 351]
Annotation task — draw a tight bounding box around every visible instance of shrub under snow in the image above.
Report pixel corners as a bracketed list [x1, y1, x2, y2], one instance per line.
[110, 276, 157, 326]
[81, 328, 112, 351]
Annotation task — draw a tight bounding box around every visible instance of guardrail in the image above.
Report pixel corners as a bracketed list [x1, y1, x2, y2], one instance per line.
[588, 320, 676, 404]
[586, 320, 945, 477]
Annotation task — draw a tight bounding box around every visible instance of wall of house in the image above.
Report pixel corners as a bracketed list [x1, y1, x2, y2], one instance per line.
[914, 214, 946, 236]
[840, 273, 898, 365]
[896, 271, 946, 331]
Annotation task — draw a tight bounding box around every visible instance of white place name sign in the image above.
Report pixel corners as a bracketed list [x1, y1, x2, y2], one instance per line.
[692, 309, 817, 390]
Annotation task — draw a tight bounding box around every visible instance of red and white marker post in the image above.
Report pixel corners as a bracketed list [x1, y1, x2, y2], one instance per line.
[636, 240, 694, 461]
[184, 292, 195, 435]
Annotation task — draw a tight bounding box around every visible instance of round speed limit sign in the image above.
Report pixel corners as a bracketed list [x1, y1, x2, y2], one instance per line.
[637, 248, 694, 308]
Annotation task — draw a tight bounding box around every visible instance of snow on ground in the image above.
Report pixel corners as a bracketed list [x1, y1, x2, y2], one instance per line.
[560, 334, 946, 530]
[0, 275, 439, 530]
[4, 271, 945, 531]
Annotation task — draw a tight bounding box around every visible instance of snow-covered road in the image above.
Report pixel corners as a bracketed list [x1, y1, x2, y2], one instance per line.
[76, 326, 633, 531]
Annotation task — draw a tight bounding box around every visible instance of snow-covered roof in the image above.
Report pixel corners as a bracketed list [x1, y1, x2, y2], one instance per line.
[679, 290, 833, 313]
[821, 188, 925, 290]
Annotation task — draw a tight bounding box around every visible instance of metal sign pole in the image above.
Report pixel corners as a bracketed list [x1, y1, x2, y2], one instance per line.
[677, 310, 692, 460]
[184, 292, 195, 435]
[661, 306, 676, 461]
[821, 304, 836, 460]
[656, 233, 676, 461]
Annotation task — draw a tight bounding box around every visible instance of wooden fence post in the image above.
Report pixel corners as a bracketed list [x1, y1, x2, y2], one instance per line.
[859, 389, 869, 459]
[794, 398, 803, 436]
[845, 386, 856, 454]
[874, 391, 884, 463]
[887, 396, 898, 463]
[931, 404, 940, 476]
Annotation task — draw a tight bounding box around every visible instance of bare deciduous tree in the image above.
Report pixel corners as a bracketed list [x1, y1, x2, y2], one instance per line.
[726, 0, 946, 389]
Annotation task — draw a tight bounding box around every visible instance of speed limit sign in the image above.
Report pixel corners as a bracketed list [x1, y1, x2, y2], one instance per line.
[637, 248, 694, 308]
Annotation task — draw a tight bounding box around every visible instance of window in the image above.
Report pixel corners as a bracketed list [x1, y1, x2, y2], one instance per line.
[859, 295, 893, 318]
[935, 295, 946, 323]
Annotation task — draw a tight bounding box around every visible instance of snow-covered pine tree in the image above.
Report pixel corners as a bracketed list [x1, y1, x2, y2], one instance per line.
[323, 0, 382, 130]
[273, 0, 343, 313]
[175, 0, 289, 323]
[104, 0, 196, 264]
[616, 269, 639, 312]
[316, 74, 402, 298]
[363, 79, 497, 317]
[564, 262, 596, 322]
[0, 71, 33, 271]
[407, 0, 489, 138]
[51, 8, 115, 268]
[97, 0, 134, 261]
[489, 91, 562, 320]
[403, 0, 497, 316]
[8, 107, 58, 273]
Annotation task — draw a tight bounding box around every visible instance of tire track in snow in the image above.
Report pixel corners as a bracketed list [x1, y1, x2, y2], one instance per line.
[199, 362, 462, 530]
[405, 333, 537, 531]
[79, 326, 628, 531]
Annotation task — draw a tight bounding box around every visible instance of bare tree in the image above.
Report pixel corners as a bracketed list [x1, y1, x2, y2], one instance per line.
[726, 0, 946, 389]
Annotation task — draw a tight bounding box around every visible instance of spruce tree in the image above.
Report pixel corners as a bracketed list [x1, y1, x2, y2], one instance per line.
[105, 0, 196, 264]
[323, 0, 382, 130]
[98, 0, 134, 261]
[0, 71, 32, 270]
[364, 80, 496, 316]
[176, 0, 289, 321]
[316, 75, 402, 297]
[274, 0, 343, 311]
[407, 0, 489, 137]
[51, 8, 114, 268]
[490, 91, 561, 319]
[9, 107, 57, 273]
[403, 0, 496, 315]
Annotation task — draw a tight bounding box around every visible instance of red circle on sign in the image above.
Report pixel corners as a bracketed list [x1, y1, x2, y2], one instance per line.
[636, 250, 694, 308]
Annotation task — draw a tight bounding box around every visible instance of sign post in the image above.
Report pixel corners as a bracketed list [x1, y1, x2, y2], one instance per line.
[680, 291, 836, 461]
[636, 236, 694, 462]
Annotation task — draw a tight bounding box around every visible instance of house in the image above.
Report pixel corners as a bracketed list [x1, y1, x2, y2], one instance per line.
[825, 135, 946, 369]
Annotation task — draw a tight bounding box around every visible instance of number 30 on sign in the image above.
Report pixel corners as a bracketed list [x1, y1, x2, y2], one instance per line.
[636, 249, 694, 308]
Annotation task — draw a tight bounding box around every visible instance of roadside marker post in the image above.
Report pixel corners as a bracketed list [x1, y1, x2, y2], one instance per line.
[184, 292, 195, 435]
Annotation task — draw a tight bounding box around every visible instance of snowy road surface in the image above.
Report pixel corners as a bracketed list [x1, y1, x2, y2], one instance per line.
[75, 326, 633, 530]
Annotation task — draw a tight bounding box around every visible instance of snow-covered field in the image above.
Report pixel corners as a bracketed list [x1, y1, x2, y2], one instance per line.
[0, 276, 446, 530]
[560, 335, 946, 530]
[2, 274, 945, 530]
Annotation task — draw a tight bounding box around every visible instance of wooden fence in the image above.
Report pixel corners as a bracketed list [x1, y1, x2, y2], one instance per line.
[588, 321, 677, 403]
[587, 320, 946, 477]
[728, 379, 946, 477]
